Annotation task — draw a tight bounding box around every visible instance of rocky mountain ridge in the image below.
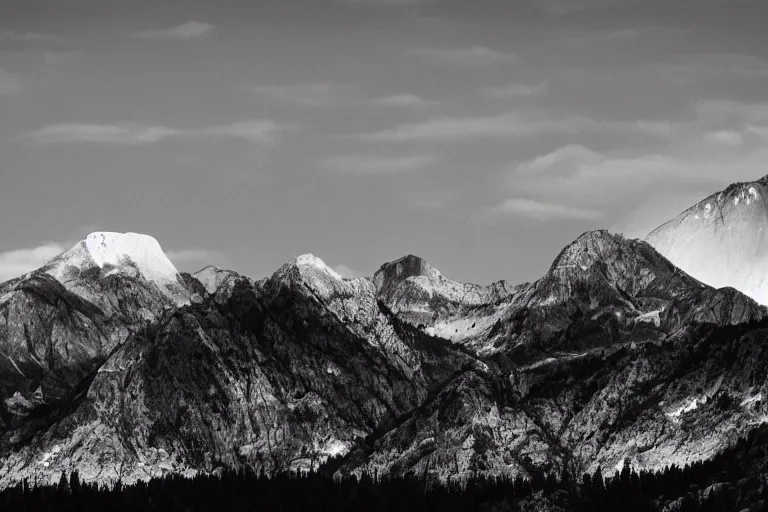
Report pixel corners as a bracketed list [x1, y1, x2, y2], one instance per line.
[647, 175, 768, 305]
[0, 206, 767, 489]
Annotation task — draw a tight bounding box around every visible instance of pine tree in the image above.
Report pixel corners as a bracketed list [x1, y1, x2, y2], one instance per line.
[57, 470, 69, 494]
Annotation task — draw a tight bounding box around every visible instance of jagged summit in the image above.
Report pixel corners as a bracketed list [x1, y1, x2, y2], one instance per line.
[44, 232, 181, 285]
[547, 230, 623, 272]
[40, 231, 190, 307]
[294, 254, 344, 280]
[646, 176, 768, 304]
[193, 265, 247, 296]
[263, 253, 374, 303]
[373, 254, 440, 297]
[533, 229, 707, 310]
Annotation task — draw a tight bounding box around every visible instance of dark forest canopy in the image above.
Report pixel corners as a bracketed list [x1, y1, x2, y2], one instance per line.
[5, 425, 768, 512]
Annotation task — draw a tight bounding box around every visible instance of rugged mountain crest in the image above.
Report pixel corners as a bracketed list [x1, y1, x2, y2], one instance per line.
[41, 232, 190, 310]
[647, 176, 768, 305]
[373, 254, 515, 344]
[193, 266, 251, 303]
[0, 233, 196, 431]
[2, 218, 768, 490]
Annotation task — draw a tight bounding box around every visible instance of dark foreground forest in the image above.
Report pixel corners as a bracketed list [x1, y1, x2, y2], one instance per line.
[5, 425, 768, 512]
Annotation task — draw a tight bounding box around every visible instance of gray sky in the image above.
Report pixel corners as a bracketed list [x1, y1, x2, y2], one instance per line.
[2, 0, 768, 285]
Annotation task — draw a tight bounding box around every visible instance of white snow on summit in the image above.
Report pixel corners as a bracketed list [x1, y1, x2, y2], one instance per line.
[647, 179, 768, 305]
[295, 254, 343, 280]
[42, 232, 190, 306]
[83, 232, 180, 285]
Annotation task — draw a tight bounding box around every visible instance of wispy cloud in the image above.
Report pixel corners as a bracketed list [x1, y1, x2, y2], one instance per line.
[479, 82, 549, 98]
[511, 144, 682, 205]
[245, 83, 356, 107]
[166, 249, 222, 266]
[352, 112, 673, 143]
[402, 190, 455, 209]
[0, 68, 22, 95]
[370, 94, 438, 107]
[0, 29, 70, 44]
[339, 0, 427, 5]
[133, 21, 215, 41]
[332, 264, 367, 278]
[695, 100, 768, 126]
[28, 124, 180, 145]
[325, 154, 438, 175]
[0, 242, 224, 283]
[516, 144, 600, 174]
[412, 46, 518, 65]
[706, 130, 744, 147]
[197, 120, 293, 144]
[0, 243, 65, 282]
[747, 125, 768, 141]
[43, 52, 80, 65]
[26, 120, 293, 145]
[487, 199, 604, 222]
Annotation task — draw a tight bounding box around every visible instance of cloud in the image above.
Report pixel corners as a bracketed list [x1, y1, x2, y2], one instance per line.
[487, 199, 604, 222]
[339, 0, 427, 4]
[352, 112, 673, 143]
[747, 125, 768, 140]
[695, 100, 768, 126]
[0, 243, 66, 282]
[693, 100, 768, 145]
[0, 29, 70, 44]
[402, 190, 455, 209]
[0, 242, 224, 283]
[325, 154, 438, 175]
[706, 130, 744, 147]
[511, 144, 682, 205]
[370, 94, 438, 107]
[411, 46, 518, 65]
[332, 264, 367, 278]
[165, 249, 221, 266]
[245, 85, 437, 109]
[197, 120, 294, 144]
[28, 124, 181, 145]
[245, 83, 357, 107]
[133, 21, 215, 40]
[517, 144, 601, 174]
[479, 82, 549, 98]
[26, 120, 293, 145]
[0, 68, 22, 95]
[43, 52, 80, 65]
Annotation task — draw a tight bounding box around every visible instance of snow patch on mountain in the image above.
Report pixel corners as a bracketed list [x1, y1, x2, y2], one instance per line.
[86, 232, 180, 283]
[296, 254, 343, 280]
[46, 232, 181, 286]
[635, 309, 662, 328]
[647, 178, 768, 305]
[42, 231, 190, 307]
[666, 397, 703, 422]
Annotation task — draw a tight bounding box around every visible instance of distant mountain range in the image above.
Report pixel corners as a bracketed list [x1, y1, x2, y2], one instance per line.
[2, 175, 768, 491]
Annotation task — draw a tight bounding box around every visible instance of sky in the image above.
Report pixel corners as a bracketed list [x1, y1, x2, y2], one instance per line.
[2, 0, 768, 285]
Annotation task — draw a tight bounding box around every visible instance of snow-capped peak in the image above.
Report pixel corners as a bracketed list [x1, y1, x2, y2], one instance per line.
[295, 254, 342, 280]
[44, 231, 182, 288]
[646, 177, 768, 305]
[82, 232, 180, 284]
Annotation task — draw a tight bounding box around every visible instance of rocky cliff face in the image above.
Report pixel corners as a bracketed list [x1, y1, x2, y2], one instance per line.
[646, 176, 768, 305]
[0, 233, 196, 433]
[1, 222, 767, 489]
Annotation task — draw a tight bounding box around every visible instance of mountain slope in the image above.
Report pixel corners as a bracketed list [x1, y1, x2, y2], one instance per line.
[0, 232, 197, 432]
[646, 176, 768, 305]
[334, 231, 767, 481]
[1, 229, 767, 490]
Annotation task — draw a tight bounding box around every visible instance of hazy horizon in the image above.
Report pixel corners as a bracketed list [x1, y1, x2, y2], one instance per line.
[3, 0, 768, 285]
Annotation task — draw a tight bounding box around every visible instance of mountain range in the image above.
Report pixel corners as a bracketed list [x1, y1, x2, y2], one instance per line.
[2, 176, 768, 491]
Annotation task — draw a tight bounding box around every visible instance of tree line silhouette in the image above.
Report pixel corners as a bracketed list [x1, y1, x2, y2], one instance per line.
[5, 425, 768, 511]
